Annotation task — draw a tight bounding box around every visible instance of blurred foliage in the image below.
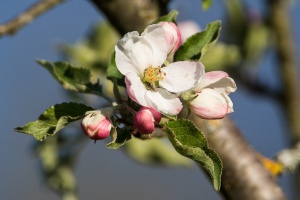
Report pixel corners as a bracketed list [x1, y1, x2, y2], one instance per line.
[201, 43, 241, 71]
[33, 130, 86, 200]
[223, 0, 271, 66]
[201, 0, 212, 10]
[125, 137, 193, 167]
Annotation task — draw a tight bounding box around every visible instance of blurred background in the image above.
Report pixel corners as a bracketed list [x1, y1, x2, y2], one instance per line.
[1, 0, 299, 199]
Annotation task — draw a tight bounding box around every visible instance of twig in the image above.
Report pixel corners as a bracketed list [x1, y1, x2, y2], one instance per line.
[89, 0, 162, 35]
[0, 0, 67, 37]
[267, 0, 300, 143]
[267, 1, 300, 198]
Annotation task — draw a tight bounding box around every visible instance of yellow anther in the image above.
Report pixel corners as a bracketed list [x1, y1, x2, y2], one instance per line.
[142, 65, 166, 91]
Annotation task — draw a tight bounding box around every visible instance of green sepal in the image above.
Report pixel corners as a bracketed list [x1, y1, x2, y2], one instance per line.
[152, 10, 179, 24]
[174, 20, 221, 61]
[164, 119, 222, 190]
[15, 102, 93, 141]
[107, 128, 132, 149]
[37, 59, 102, 95]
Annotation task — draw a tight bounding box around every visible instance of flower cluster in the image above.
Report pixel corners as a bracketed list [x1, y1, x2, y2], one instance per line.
[115, 22, 236, 120]
[81, 21, 237, 140]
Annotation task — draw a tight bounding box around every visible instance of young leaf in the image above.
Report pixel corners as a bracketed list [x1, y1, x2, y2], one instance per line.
[152, 10, 179, 24]
[107, 128, 131, 149]
[15, 102, 94, 141]
[202, 0, 212, 10]
[37, 60, 102, 95]
[174, 20, 221, 61]
[164, 119, 222, 190]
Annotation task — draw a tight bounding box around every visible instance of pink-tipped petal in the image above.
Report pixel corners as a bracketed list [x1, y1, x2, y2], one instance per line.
[190, 88, 228, 119]
[195, 71, 229, 92]
[159, 22, 181, 54]
[125, 73, 148, 106]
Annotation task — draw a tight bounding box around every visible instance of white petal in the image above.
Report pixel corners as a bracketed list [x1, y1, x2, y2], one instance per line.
[125, 73, 148, 106]
[160, 61, 205, 93]
[115, 32, 154, 76]
[222, 93, 234, 113]
[145, 88, 183, 116]
[195, 71, 228, 91]
[125, 73, 183, 116]
[212, 77, 237, 94]
[190, 88, 228, 119]
[142, 24, 170, 67]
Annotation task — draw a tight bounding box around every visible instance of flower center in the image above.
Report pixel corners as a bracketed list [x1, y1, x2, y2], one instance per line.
[142, 65, 166, 91]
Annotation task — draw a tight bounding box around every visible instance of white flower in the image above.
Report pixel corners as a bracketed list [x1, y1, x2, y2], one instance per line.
[115, 24, 204, 116]
[189, 71, 237, 119]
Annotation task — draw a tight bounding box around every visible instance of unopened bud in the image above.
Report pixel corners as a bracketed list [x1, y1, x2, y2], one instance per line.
[81, 110, 112, 140]
[134, 107, 161, 134]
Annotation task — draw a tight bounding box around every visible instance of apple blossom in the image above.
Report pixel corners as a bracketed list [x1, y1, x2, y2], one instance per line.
[115, 23, 204, 116]
[81, 110, 112, 140]
[189, 71, 237, 119]
[134, 107, 162, 134]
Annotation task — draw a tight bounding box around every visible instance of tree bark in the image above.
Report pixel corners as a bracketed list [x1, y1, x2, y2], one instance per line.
[194, 116, 287, 200]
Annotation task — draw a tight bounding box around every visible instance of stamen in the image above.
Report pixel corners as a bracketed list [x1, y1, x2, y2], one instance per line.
[142, 65, 166, 91]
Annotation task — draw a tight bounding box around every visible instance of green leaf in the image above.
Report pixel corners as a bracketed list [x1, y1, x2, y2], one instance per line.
[107, 128, 131, 149]
[174, 20, 221, 61]
[152, 10, 179, 24]
[106, 51, 123, 80]
[15, 102, 93, 141]
[164, 119, 222, 190]
[37, 59, 102, 95]
[202, 0, 212, 10]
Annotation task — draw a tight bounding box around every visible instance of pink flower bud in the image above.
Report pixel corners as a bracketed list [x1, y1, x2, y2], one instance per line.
[159, 22, 181, 55]
[134, 107, 162, 134]
[81, 110, 112, 140]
